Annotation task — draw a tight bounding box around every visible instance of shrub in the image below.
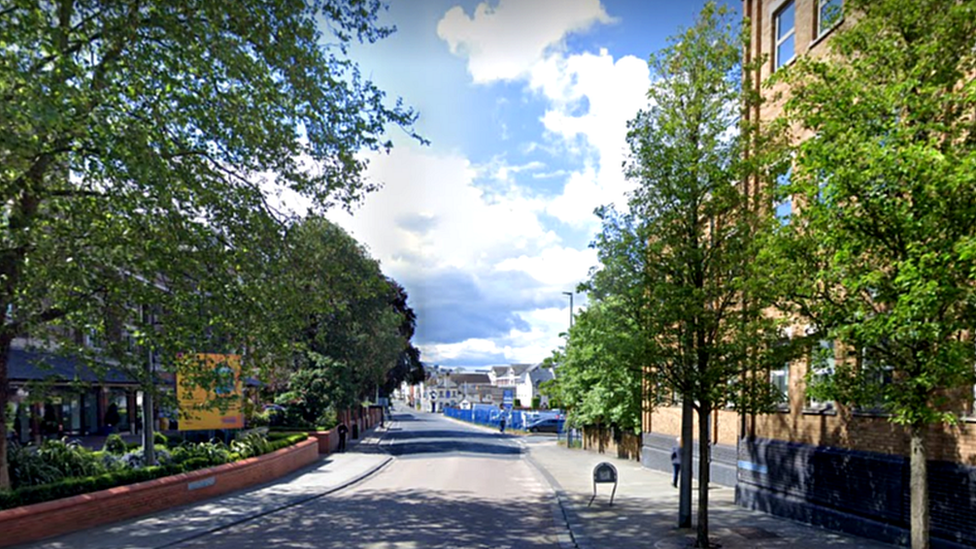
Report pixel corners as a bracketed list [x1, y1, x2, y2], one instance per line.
[179, 457, 214, 472]
[165, 433, 186, 447]
[8, 444, 61, 489]
[0, 464, 185, 510]
[37, 439, 105, 479]
[102, 434, 127, 455]
[170, 441, 231, 467]
[154, 432, 169, 446]
[315, 408, 338, 430]
[0, 432, 310, 509]
[121, 447, 172, 469]
[266, 434, 307, 453]
[230, 432, 271, 459]
[248, 410, 270, 428]
[97, 451, 125, 472]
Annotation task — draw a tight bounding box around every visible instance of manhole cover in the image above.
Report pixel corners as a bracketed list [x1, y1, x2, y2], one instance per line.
[732, 526, 779, 540]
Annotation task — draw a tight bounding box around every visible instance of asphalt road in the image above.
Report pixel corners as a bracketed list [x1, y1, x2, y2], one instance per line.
[173, 408, 562, 549]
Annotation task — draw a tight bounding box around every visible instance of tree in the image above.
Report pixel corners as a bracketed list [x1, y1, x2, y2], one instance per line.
[541, 205, 652, 436]
[280, 216, 408, 411]
[542, 297, 645, 435]
[383, 281, 425, 396]
[625, 3, 780, 546]
[0, 1, 420, 490]
[764, 1, 976, 547]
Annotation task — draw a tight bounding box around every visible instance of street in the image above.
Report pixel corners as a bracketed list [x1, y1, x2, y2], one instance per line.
[174, 408, 561, 549]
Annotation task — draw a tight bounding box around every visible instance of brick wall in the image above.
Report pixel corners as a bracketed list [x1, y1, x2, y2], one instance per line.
[0, 438, 319, 547]
[308, 429, 338, 454]
[645, 406, 739, 446]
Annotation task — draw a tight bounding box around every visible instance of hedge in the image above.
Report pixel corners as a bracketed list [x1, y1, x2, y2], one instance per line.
[0, 463, 184, 510]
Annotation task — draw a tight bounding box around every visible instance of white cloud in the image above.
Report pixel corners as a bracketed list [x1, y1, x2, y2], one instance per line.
[437, 0, 613, 84]
[330, 145, 555, 275]
[495, 245, 597, 288]
[531, 49, 651, 226]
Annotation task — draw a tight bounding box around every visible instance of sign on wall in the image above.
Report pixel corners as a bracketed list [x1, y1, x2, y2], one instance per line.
[177, 353, 243, 431]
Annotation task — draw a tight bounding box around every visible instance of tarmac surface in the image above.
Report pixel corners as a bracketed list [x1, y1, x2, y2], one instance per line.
[15, 406, 897, 549]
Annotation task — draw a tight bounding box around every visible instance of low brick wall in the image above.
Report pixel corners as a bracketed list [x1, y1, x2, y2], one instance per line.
[0, 438, 319, 547]
[309, 429, 338, 454]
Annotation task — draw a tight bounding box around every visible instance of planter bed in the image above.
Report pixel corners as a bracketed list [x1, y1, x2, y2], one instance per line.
[0, 438, 319, 547]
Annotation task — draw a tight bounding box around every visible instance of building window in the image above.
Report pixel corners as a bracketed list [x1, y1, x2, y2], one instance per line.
[858, 346, 893, 413]
[807, 339, 835, 410]
[817, 0, 843, 38]
[774, 1, 796, 70]
[770, 361, 790, 408]
[775, 165, 792, 224]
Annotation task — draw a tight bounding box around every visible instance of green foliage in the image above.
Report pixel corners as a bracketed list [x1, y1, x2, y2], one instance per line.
[0, 464, 185, 510]
[531, 397, 541, 410]
[624, 1, 781, 419]
[764, 0, 976, 428]
[170, 441, 232, 467]
[8, 439, 107, 489]
[265, 433, 308, 453]
[153, 432, 168, 447]
[276, 354, 348, 428]
[102, 434, 128, 456]
[0, 0, 421, 490]
[248, 409, 271, 428]
[762, 3, 976, 544]
[545, 299, 645, 433]
[278, 217, 410, 410]
[0, 433, 306, 509]
[230, 432, 272, 460]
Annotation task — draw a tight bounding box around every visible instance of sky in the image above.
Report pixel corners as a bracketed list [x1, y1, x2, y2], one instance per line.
[322, 0, 740, 368]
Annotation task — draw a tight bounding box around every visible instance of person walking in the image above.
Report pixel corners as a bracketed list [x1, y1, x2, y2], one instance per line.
[337, 422, 349, 452]
[670, 437, 682, 488]
[499, 405, 506, 434]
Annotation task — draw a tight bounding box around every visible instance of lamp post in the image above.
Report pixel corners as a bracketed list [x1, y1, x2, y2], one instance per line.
[562, 291, 574, 330]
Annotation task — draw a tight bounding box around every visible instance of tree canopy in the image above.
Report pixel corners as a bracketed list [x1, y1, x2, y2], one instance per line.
[0, 0, 420, 489]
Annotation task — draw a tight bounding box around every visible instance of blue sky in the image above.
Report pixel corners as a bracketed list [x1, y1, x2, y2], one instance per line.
[323, 0, 740, 367]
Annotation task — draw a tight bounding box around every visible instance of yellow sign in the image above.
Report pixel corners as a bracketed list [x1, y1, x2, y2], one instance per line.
[177, 353, 244, 431]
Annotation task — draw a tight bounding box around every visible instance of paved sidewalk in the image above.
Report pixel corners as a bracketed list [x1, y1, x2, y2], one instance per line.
[521, 437, 896, 549]
[15, 428, 393, 549]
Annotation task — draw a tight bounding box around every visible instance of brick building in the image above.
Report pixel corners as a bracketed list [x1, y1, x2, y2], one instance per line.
[641, 1, 976, 547]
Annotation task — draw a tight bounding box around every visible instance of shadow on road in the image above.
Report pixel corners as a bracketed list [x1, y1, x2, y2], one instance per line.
[386, 429, 501, 441]
[176, 488, 557, 549]
[386, 440, 521, 457]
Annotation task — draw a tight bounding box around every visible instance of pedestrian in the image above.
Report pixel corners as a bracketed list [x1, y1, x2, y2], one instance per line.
[337, 422, 349, 452]
[499, 406, 506, 434]
[671, 436, 682, 488]
[104, 403, 121, 434]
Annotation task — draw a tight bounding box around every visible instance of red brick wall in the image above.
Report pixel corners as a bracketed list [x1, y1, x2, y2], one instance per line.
[0, 438, 318, 547]
[310, 429, 338, 454]
[646, 407, 739, 447]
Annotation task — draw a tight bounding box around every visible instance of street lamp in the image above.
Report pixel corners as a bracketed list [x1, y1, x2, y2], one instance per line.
[562, 291, 574, 330]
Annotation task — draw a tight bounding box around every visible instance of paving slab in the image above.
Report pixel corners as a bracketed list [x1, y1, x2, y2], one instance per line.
[522, 437, 897, 549]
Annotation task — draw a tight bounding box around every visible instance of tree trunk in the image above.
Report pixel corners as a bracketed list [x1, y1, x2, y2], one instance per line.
[696, 404, 712, 548]
[0, 333, 11, 490]
[679, 397, 694, 528]
[910, 425, 930, 549]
